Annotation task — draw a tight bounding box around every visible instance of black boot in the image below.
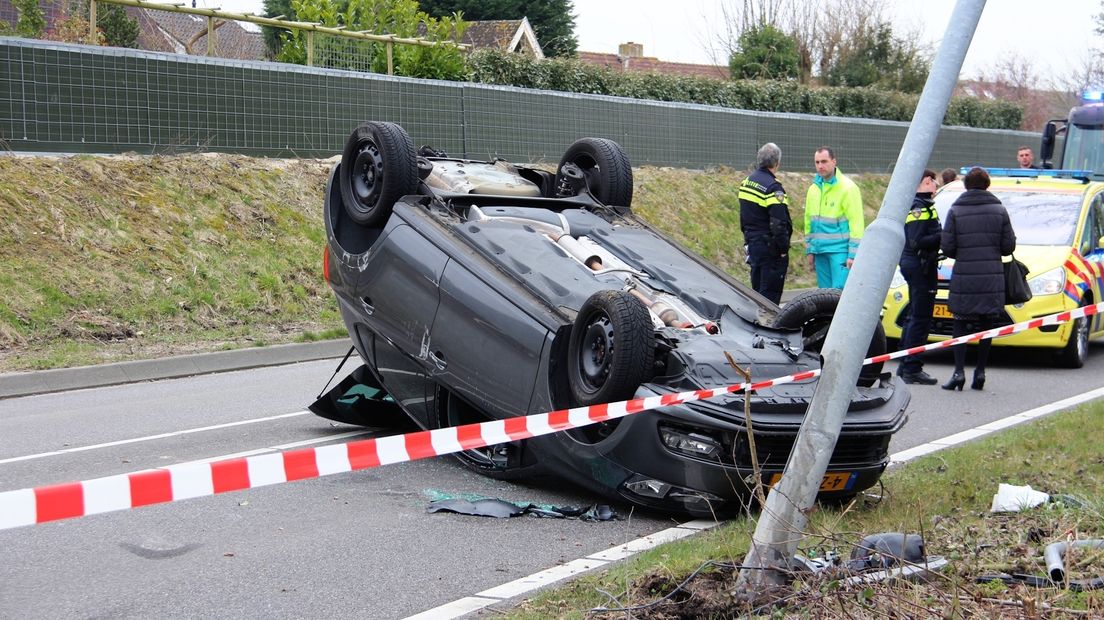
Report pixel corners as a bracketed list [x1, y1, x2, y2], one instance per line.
[941, 372, 965, 391]
[971, 369, 985, 391]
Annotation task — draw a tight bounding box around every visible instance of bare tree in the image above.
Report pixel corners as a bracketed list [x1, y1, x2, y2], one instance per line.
[965, 53, 1071, 131]
[717, 0, 886, 85]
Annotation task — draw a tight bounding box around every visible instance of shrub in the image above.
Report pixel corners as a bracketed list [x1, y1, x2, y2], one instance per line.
[465, 50, 1023, 130]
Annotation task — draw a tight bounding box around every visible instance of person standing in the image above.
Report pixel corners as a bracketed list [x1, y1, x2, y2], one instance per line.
[896, 169, 942, 385]
[940, 168, 958, 187]
[940, 167, 1016, 391]
[738, 142, 793, 304]
[805, 146, 865, 289]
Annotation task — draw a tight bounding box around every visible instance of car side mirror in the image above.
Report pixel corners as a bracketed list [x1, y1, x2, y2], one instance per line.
[1041, 122, 1057, 164]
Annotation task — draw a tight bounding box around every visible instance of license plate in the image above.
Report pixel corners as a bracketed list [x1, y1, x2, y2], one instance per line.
[933, 303, 953, 319]
[769, 471, 856, 492]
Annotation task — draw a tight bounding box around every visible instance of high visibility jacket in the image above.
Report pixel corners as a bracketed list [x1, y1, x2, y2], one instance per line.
[804, 170, 864, 259]
[738, 167, 792, 255]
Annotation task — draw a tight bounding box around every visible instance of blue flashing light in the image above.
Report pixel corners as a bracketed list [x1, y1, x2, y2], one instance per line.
[1083, 89, 1104, 102]
[957, 167, 1093, 179]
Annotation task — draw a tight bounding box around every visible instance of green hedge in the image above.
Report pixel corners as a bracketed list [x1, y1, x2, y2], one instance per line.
[466, 50, 1023, 130]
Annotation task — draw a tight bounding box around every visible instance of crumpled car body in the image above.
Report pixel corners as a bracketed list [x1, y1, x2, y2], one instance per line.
[312, 121, 909, 515]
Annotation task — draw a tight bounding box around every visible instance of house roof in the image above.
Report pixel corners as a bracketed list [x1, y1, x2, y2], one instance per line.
[0, 0, 265, 61]
[136, 8, 265, 60]
[577, 51, 729, 81]
[462, 18, 543, 58]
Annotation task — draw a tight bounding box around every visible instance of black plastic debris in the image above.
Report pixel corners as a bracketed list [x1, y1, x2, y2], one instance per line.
[426, 498, 618, 521]
[426, 498, 526, 518]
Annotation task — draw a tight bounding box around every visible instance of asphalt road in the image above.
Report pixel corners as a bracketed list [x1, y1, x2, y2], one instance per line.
[2, 342, 1103, 618]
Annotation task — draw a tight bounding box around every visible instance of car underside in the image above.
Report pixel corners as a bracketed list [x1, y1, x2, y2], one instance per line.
[311, 121, 910, 516]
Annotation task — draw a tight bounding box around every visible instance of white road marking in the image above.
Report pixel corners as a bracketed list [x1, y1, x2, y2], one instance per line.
[0, 410, 312, 465]
[175, 430, 372, 466]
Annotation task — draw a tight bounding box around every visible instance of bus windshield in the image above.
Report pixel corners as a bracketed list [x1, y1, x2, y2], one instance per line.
[934, 190, 1082, 246]
[1062, 123, 1104, 177]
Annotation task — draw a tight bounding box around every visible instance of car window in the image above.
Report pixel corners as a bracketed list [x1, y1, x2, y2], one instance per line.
[935, 190, 1082, 246]
[1080, 195, 1100, 255]
[1086, 194, 1104, 255]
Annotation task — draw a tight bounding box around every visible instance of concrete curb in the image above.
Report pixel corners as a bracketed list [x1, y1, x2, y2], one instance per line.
[0, 339, 352, 400]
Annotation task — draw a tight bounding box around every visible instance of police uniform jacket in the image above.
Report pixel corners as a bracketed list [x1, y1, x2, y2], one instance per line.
[739, 167, 792, 256]
[899, 193, 941, 270]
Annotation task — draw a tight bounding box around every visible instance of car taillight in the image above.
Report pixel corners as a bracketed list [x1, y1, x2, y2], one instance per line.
[322, 246, 330, 283]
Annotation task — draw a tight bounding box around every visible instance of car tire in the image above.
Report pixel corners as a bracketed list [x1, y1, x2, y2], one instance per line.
[555, 138, 634, 207]
[773, 288, 887, 387]
[339, 121, 419, 226]
[568, 290, 654, 406]
[1055, 302, 1090, 368]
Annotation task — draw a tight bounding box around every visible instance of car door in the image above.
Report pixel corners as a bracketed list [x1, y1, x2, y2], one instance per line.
[430, 262, 549, 419]
[358, 224, 447, 428]
[1078, 193, 1104, 333]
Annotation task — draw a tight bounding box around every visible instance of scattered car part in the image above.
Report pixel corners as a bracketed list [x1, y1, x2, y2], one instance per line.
[847, 532, 926, 571]
[1045, 539, 1104, 584]
[426, 498, 618, 520]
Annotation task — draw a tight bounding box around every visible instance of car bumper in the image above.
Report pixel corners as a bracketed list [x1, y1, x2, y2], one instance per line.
[531, 380, 910, 516]
[883, 287, 1078, 349]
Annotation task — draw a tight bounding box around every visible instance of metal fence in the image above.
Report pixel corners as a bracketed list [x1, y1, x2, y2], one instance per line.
[0, 38, 1037, 171]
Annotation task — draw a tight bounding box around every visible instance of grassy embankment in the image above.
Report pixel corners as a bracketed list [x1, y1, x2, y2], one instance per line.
[510, 404, 1104, 618]
[0, 155, 890, 372]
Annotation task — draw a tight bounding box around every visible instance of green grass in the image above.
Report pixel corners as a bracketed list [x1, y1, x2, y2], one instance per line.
[0, 155, 343, 371]
[507, 403, 1104, 618]
[0, 156, 890, 372]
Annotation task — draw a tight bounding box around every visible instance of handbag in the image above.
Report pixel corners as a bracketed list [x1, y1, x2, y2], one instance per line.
[1004, 255, 1032, 305]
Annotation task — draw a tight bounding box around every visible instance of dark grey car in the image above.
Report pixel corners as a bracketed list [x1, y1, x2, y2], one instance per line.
[311, 121, 909, 515]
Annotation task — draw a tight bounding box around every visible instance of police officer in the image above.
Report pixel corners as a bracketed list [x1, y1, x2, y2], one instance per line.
[897, 168, 942, 385]
[738, 142, 793, 304]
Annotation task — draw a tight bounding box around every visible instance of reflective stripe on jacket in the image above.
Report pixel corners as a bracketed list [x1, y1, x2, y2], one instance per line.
[738, 167, 792, 252]
[804, 170, 865, 259]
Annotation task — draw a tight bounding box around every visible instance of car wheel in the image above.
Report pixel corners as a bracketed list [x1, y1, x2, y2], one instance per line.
[568, 290, 654, 406]
[339, 121, 419, 226]
[772, 289, 887, 388]
[1056, 303, 1090, 368]
[555, 137, 634, 207]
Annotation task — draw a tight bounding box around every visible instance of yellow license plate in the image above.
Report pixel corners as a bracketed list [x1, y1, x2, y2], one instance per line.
[768, 471, 855, 492]
[933, 303, 953, 319]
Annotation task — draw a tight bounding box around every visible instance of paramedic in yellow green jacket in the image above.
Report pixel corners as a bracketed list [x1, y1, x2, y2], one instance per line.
[804, 146, 865, 289]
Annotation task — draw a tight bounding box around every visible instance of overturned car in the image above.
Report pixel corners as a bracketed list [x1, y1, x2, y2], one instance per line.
[311, 121, 909, 515]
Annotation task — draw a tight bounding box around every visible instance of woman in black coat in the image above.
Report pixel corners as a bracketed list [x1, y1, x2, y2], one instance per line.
[940, 167, 1016, 390]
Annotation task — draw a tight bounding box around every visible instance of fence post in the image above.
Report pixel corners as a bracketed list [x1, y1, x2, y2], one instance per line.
[386, 40, 393, 75]
[88, 0, 97, 44]
[306, 31, 314, 67]
[206, 16, 214, 56]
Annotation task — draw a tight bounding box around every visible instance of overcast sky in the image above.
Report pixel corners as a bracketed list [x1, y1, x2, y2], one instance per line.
[205, 0, 1101, 84]
[572, 0, 1101, 83]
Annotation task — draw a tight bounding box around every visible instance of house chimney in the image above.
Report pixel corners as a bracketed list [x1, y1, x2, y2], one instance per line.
[618, 42, 643, 58]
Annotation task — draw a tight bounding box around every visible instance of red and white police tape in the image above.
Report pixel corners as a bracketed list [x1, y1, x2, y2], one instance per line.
[2, 301, 1101, 531]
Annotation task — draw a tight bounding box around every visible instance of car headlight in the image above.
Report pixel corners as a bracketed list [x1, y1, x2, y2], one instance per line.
[889, 267, 906, 289]
[1028, 266, 1065, 296]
